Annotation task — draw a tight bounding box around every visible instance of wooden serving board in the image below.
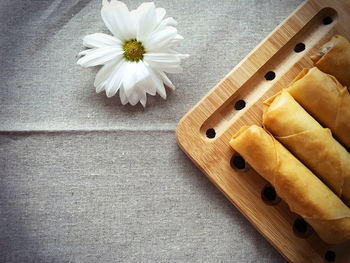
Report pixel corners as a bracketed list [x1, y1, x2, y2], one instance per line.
[176, 0, 350, 262]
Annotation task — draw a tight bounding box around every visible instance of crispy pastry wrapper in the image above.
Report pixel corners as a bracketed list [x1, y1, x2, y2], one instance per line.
[287, 67, 350, 149]
[229, 125, 350, 244]
[311, 35, 350, 89]
[263, 90, 350, 207]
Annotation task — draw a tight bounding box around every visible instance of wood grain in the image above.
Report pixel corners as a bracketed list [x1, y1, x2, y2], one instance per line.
[176, 0, 350, 262]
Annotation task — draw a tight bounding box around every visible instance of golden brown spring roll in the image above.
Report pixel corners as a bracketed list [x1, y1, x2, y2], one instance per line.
[287, 67, 350, 149]
[311, 35, 350, 89]
[229, 125, 350, 244]
[263, 90, 350, 207]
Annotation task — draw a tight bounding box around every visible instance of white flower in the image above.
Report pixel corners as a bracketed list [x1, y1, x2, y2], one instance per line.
[77, 0, 188, 107]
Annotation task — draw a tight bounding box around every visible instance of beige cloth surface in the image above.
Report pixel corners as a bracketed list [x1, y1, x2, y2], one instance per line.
[0, 0, 303, 262]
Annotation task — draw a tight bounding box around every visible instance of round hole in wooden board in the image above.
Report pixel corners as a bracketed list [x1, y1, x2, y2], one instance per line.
[324, 250, 336, 262]
[323, 16, 333, 25]
[206, 128, 216, 139]
[230, 154, 249, 173]
[261, 184, 281, 206]
[294, 42, 305, 53]
[293, 217, 313, 239]
[264, 71, 275, 81]
[234, 100, 246, 110]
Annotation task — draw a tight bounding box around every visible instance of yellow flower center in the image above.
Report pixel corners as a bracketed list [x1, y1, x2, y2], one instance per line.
[123, 39, 145, 62]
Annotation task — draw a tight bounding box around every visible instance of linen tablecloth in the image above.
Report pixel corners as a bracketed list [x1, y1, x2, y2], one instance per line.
[0, 0, 303, 262]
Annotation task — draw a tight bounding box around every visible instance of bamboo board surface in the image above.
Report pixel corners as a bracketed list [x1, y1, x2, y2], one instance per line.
[176, 0, 350, 262]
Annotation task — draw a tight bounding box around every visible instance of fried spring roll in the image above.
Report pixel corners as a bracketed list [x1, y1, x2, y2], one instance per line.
[311, 35, 350, 89]
[229, 125, 350, 244]
[287, 67, 350, 149]
[263, 90, 350, 207]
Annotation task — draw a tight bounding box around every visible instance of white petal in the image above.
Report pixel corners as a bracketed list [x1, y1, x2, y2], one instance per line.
[135, 2, 159, 41]
[83, 33, 122, 48]
[158, 65, 183, 74]
[148, 68, 167, 99]
[144, 56, 182, 73]
[101, 0, 136, 41]
[165, 65, 183, 74]
[94, 61, 118, 93]
[137, 77, 156, 96]
[159, 17, 177, 28]
[122, 63, 138, 98]
[144, 26, 177, 51]
[144, 52, 181, 64]
[104, 60, 126, 97]
[127, 88, 143, 106]
[156, 8, 166, 24]
[134, 62, 157, 96]
[169, 34, 184, 46]
[131, 5, 165, 27]
[139, 90, 147, 107]
[77, 46, 123, 67]
[129, 9, 138, 19]
[78, 49, 93, 57]
[141, 82, 156, 96]
[155, 49, 189, 60]
[177, 53, 190, 59]
[157, 70, 176, 90]
[120, 61, 156, 99]
[134, 62, 151, 85]
[119, 86, 128, 105]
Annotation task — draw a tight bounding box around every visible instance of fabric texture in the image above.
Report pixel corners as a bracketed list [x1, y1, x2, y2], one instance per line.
[0, 0, 303, 262]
